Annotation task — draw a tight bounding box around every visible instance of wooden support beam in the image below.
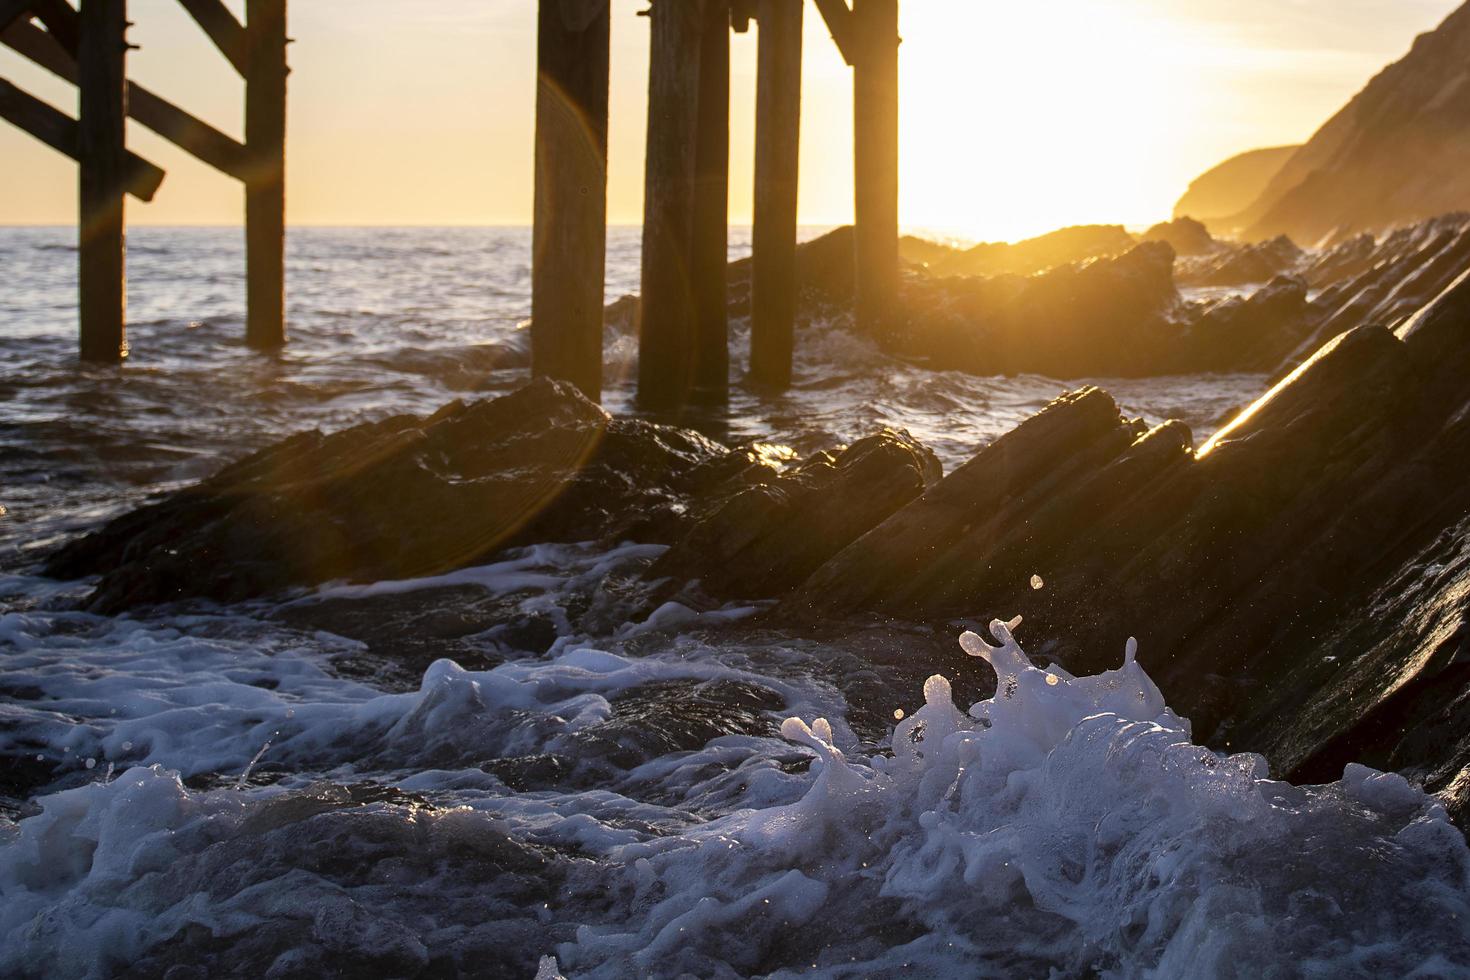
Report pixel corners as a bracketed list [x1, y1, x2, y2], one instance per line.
[77, 0, 128, 362]
[0, 0, 32, 31]
[730, 0, 756, 32]
[749, 0, 802, 389]
[636, 0, 705, 412]
[2, 19, 250, 180]
[1, 0, 79, 51]
[177, 0, 246, 75]
[244, 0, 287, 349]
[531, 0, 611, 401]
[852, 0, 898, 335]
[0, 77, 164, 199]
[691, 0, 730, 401]
[812, 0, 856, 64]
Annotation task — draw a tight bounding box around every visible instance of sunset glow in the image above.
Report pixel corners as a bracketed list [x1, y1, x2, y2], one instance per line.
[0, 0, 1459, 241]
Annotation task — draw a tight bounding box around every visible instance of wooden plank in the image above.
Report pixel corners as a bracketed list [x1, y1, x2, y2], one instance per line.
[852, 0, 898, 335]
[0, 0, 32, 31]
[2, 19, 250, 180]
[812, 0, 856, 64]
[636, 0, 705, 412]
[0, 77, 164, 200]
[531, 0, 611, 401]
[177, 0, 247, 75]
[77, 0, 128, 362]
[1, 0, 80, 52]
[749, 0, 802, 389]
[730, 0, 756, 32]
[244, 0, 287, 348]
[691, 0, 730, 400]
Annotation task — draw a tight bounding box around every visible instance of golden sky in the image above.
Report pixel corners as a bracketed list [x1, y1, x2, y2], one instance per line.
[0, 0, 1460, 242]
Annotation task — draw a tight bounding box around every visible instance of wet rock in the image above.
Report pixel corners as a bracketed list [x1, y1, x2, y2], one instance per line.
[932, 224, 1139, 278]
[1177, 234, 1303, 287]
[793, 302, 1470, 823]
[649, 428, 942, 599]
[1172, 274, 1313, 372]
[1279, 214, 1470, 374]
[45, 379, 749, 611]
[889, 242, 1182, 377]
[1141, 216, 1219, 256]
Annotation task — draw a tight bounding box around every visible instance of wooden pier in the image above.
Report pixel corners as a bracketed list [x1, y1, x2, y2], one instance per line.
[1, 0, 288, 361]
[3, 0, 901, 400]
[534, 0, 901, 408]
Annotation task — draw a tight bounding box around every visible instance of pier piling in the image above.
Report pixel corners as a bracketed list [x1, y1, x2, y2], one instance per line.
[531, 0, 611, 401]
[852, 0, 899, 335]
[637, 0, 706, 412]
[691, 0, 731, 401]
[749, 0, 802, 389]
[76, 0, 127, 362]
[244, 0, 287, 350]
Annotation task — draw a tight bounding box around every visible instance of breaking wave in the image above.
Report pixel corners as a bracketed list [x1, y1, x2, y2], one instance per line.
[2, 602, 1465, 978]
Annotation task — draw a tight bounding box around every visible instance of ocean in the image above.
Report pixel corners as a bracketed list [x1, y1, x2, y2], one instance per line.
[1, 226, 1465, 978]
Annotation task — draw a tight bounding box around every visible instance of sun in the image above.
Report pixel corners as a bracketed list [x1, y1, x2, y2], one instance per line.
[897, 1, 1209, 243]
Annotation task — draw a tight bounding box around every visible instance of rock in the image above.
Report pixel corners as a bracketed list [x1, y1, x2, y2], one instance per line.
[1173, 145, 1300, 227]
[1177, 234, 1304, 287]
[49, 378, 946, 615]
[1235, 4, 1470, 243]
[1172, 274, 1313, 373]
[649, 428, 942, 599]
[45, 379, 751, 610]
[1278, 214, 1470, 373]
[932, 224, 1139, 279]
[791, 296, 1470, 822]
[889, 241, 1182, 377]
[1141, 216, 1218, 256]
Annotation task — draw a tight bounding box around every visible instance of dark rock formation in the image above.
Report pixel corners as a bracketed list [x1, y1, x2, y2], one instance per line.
[1280, 213, 1470, 372]
[1176, 234, 1304, 287]
[1236, 3, 1470, 244]
[888, 241, 1183, 377]
[47, 378, 940, 614]
[790, 266, 1470, 822]
[1141, 216, 1218, 256]
[1173, 145, 1300, 225]
[932, 224, 1139, 279]
[1171, 274, 1313, 373]
[650, 429, 941, 599]
[45, 379, 751, 610]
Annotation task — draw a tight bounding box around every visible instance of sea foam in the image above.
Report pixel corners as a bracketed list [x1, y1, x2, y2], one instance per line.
[1, 606, 1467, 978]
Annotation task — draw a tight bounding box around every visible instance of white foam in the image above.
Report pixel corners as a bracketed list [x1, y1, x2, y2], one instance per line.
[555, 620, 1470, 977]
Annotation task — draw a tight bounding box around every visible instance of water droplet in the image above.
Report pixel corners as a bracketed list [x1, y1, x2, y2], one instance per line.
[35, 754, 44, 762]
[122, 741, 133, 751]
[893, 708, 905, 720]
[84, 758, 96, 770]
[1045, 673, 1059, 686]
[1030, 574, 1044, 590]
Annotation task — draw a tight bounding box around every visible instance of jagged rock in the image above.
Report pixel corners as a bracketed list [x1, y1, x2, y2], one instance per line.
[649, 428, 942, 599]
[790, 281, 1470, 822]
[1173, 145, 1300, 225]
[45, 379, 757, 611]
[48, 378, 947, 615]
[1177, 234, 1304, 287]
[1279, 214, 1470, 372]
[1172, 274, 1313, 372]
[1142, 216, 1219, 256]
[889, 241, 1182, 377]
[932, 224, 1138, 279]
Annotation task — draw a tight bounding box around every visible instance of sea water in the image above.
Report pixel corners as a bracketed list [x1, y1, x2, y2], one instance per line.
[3, 227, 1460, 978]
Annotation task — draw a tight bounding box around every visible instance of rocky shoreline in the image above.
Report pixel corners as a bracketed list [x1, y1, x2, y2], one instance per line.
[45, 226, 1470, 828]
